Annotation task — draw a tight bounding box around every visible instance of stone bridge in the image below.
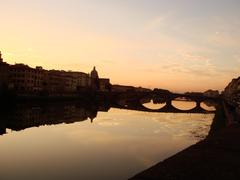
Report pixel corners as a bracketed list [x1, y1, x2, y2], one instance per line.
[112, 91, 221, 114]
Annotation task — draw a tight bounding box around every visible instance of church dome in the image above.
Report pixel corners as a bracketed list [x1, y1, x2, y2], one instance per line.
[90, 66, 99, 79]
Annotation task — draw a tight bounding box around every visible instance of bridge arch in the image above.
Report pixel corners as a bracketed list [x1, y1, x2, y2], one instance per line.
[200, 101, 216, 111]
[171, 98, 197, 111]
[113, 91, 218, 114]
[142, 100, 166, 110]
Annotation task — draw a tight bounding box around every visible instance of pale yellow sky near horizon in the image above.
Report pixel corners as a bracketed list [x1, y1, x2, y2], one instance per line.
[1, 0, 240, 92]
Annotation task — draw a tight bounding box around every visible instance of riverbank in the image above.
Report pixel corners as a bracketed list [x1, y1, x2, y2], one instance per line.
[0, 91, 113, 104]
[130, 105, 240, 180]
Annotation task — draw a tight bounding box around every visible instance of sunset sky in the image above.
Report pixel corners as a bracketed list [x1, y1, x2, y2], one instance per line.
[1, 0, 240, 92]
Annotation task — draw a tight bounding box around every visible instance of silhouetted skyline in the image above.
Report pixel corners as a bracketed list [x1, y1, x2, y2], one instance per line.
[1, 0, 240, 92]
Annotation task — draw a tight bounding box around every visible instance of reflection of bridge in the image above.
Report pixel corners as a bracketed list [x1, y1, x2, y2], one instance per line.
[112, 92, 220, 114]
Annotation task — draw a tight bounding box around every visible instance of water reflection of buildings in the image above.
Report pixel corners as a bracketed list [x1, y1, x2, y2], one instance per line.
[0, 102, 110, 135]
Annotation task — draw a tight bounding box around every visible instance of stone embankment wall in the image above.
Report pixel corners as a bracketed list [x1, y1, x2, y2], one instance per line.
[223, 76, 240, 119]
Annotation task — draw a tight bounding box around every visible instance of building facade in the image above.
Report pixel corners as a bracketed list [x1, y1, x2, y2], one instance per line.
[0, 51, 9, 90]
[0, 52, 111, 95]
[99, 78, 111, 92]
[8, 64, 45, 93]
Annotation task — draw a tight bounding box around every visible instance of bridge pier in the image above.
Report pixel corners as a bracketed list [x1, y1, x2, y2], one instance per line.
[189, 100, 206, 113]
[160, 98, 181, 112]
[166, 99, 172, 106]
[196, 100, 201, 108]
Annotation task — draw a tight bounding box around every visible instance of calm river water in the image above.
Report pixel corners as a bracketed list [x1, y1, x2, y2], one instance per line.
[0, 101, 214, 180]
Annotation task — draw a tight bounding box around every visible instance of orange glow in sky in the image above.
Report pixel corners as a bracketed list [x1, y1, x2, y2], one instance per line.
[1, 0, 240, 92]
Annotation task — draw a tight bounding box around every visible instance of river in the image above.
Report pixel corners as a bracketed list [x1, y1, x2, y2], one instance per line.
[0, 101, 214, 180]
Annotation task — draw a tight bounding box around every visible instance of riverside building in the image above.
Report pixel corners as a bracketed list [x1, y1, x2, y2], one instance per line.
[0, 52, 111, 95]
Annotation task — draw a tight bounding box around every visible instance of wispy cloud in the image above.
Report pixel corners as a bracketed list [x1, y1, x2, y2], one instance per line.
[144, 16, 166, 31]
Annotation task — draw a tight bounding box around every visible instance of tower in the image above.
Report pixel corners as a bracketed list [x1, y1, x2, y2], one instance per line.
[90, 66, 99, 79]
[90, 66, 99, 90]
[0, 51, 3, 62]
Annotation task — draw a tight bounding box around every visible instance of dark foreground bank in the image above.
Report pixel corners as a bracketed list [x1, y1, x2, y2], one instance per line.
[130, 105, 240, 180]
